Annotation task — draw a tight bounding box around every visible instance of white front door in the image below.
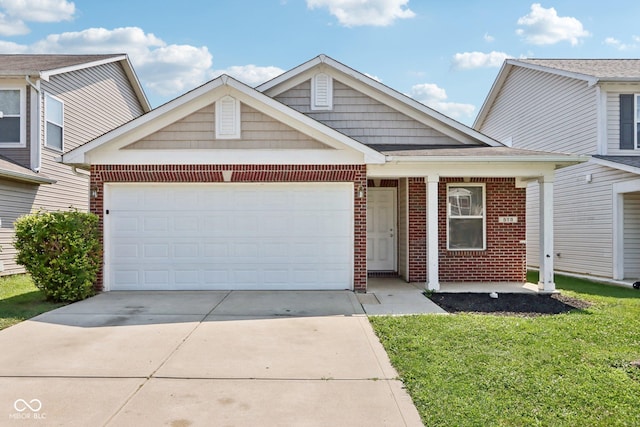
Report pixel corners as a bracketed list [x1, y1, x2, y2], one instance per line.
[367, 187, 397, 271]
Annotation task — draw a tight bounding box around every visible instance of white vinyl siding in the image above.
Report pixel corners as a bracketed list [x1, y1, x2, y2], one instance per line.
[447, 184, 485, 250]
[44, 93, 64, 151]
[0, 85, 26, 147]
[276, 80, 465, 146]
[526, 161, 638, 278]
[33, 61, 145, 213]
[479, 66, 597, 155]
[129, 104, 326, 150]
[623, 192, 640, 278]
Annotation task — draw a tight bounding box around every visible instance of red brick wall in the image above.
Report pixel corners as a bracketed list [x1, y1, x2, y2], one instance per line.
[407, 178, 427, 282]
[90, 164, 368, 291]
[438, 178, 526, 282]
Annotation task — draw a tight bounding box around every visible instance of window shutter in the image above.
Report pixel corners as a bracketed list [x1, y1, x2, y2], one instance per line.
[215, 96, 240, 139]
[620, 94, 635, 149]
[311, 73, 332, 110]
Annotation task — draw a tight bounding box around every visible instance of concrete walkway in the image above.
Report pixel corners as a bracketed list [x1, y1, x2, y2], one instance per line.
[360, 279, 448, 315]
[0, 291, 423, 426]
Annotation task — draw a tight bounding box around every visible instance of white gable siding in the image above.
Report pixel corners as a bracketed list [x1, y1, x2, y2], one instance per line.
[128, 104, 327, 150]
[276, 80, 463, 146]
[480, 67, 598, 155]
[526, 161, 638, 278]
[605, 84, 640, 155]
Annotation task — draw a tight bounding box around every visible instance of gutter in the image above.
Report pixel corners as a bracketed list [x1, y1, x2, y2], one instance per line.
[0, 169, 56, 185]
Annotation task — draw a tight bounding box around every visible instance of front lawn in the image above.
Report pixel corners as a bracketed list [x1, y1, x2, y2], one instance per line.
[0, 275, 64, 330]
[370, 273, 640, 426]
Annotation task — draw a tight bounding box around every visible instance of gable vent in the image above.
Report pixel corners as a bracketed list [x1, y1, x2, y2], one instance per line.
[216, 95, 241, 139]
[311, 73, 333, 111]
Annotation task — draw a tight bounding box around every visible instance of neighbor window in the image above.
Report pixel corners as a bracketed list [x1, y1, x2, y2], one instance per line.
[45, 93, 64, 151]
[447, 184, 485, 250]
[619, 94, 640, 149]
[0, 86, 26, 147]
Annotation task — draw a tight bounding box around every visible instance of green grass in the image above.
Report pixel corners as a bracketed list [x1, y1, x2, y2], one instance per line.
[370, 273, 640, 427]
[0, 274, 64, 330]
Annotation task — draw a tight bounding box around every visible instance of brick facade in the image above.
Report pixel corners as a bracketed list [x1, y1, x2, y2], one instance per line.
[437, 178, 526, 282]
[407, 178, 427, 282]
[89, 164, 368, 292]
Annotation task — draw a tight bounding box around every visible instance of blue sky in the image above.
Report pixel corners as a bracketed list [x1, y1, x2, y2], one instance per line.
[1, 0, 639, 125]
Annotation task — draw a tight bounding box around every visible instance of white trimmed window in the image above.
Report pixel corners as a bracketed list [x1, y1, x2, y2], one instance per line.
[311, 73, 333, 110]
[619, 94, 640, 150]
[215, 95, 241, 139]
[45, 93, 64, 151]
[447, 183, 486, 250]
[0, 86, 26, 147]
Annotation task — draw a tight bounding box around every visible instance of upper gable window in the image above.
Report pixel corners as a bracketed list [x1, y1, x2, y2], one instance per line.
[619, 94, 640, 150]
[45, 93, 64, 152]
[311, 73, 333, 111]
[215, 95, 241, 139]
[0, 86, 26, 147]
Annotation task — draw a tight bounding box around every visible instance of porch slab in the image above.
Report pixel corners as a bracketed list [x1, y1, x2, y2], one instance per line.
[362, 278, 447, 315]
[438, 282, 540, 294]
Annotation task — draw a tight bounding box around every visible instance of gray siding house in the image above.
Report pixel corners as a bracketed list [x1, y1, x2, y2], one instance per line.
[475, 59, 640, 282]
[0, 55, 150, 275]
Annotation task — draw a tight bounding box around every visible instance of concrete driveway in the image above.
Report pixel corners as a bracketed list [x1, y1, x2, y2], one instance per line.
[0, 291, 423, 426]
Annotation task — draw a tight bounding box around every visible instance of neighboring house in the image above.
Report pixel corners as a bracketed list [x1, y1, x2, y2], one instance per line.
[0, 54, 151, 275]
[62, 55, 582, 293]
[475, 59, 640, 283]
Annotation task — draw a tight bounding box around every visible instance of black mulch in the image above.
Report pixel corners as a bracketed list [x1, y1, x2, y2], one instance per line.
[428, 292, 591, 316]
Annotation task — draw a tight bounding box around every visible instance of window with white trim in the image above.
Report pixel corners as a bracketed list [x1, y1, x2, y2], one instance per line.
[215, 95, 241, 139]
[45, 93, 64, 151]
[447, 183, 486, 250]
[0, 86, 26, 147]
[311, 73, 333, 110]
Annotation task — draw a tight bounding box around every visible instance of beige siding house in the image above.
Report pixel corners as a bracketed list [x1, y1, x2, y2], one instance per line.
[0, 55, 150, 275]
[62, 55, 582, 293]
[475, 59, 640, 283]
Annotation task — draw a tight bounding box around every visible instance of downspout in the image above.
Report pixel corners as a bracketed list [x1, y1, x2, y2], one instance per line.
[25, 76, 41, 172]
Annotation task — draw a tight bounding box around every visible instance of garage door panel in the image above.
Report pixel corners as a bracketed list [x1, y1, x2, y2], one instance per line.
[107, 183, 353, 290]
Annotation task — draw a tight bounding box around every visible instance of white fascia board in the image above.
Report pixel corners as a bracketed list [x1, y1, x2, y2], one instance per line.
[591, 157, 640, 175]
[260, 55, 503, 147]
[473, 61, 511, 130]
[39, 55, 127, 81]
[86, 148, 365, 165]
[367, 161, 559, 179]
[117, 56, 151, 112]
[507, 59, 599, 86]
[0, 169, 56, 184]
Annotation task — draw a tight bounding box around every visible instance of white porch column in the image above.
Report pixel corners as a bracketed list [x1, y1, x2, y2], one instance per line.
[538, 175, 555, 292]
[427, 175, 440, 291]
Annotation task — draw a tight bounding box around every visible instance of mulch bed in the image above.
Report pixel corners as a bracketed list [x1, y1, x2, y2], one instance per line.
[428, 292, 591, 316]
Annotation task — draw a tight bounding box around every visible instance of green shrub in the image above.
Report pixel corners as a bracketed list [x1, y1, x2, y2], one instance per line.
[14, 210, 102, 303]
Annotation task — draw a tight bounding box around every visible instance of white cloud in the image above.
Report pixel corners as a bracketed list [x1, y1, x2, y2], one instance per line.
[0, 11, 27, 35]
[604, 36, 638, 51]
[409, 83, 475, 120]
[516, 3, 589, 46]
[306, 0, 415, 27]
[0, 0, 75, 22]
[212, 64, 285, 87]
[0, 26, 285, 99]
[484, 33, 495, 43]
[452, 51, 511, 70]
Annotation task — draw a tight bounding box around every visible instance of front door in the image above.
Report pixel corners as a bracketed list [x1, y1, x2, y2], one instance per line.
[367, 187, 397, 271]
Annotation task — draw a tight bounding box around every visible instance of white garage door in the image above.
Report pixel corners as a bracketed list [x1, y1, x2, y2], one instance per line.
[105, 183, 353, 290]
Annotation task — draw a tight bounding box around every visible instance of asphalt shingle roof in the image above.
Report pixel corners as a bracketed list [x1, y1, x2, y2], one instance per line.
[517, 59, 640, 80]
[593, 155, 640, 171]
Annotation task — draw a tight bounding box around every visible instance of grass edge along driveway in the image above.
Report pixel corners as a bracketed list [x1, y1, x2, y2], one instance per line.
[0, 275, 64, 331]
[370, 273, 640, 427]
